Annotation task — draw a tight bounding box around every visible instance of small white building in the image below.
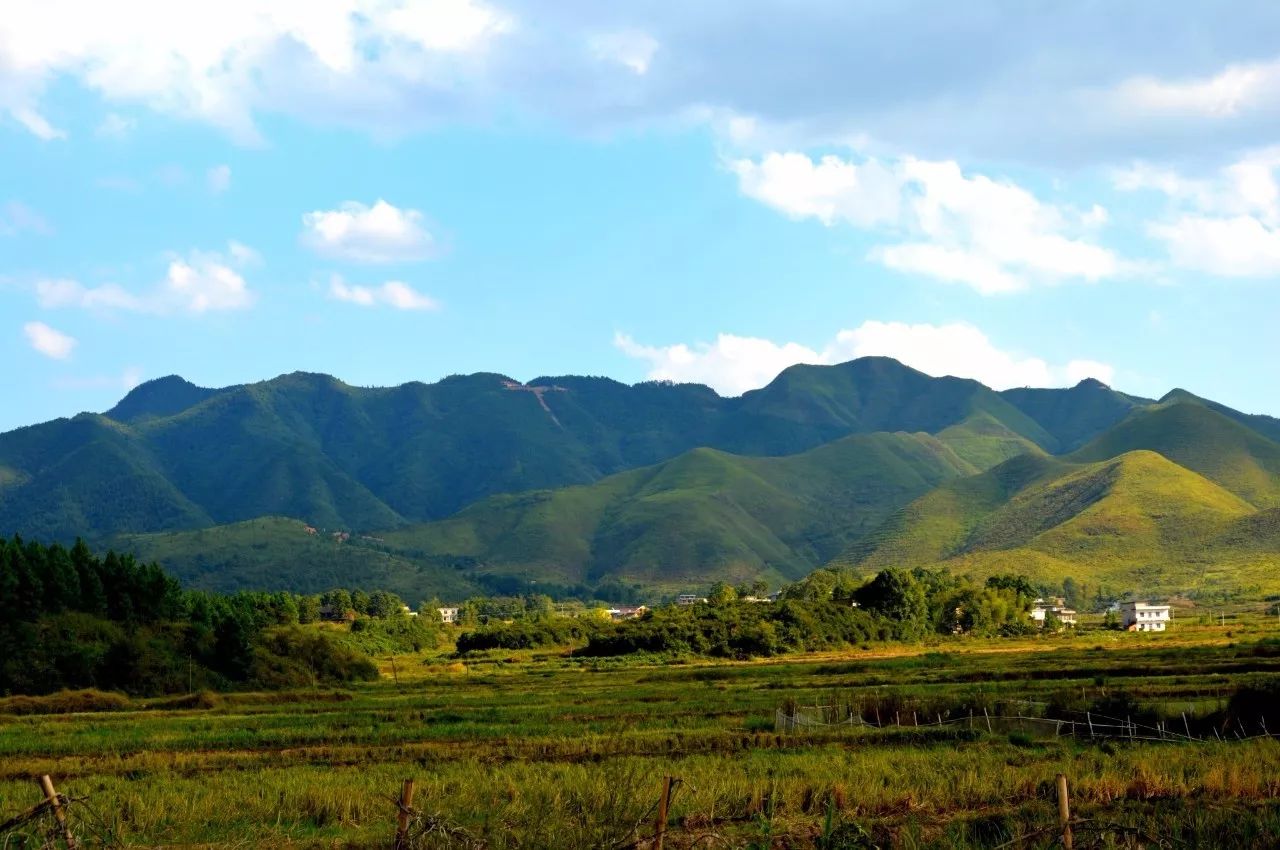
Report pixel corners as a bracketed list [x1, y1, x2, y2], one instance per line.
[606, 605, 648, 621]
[1119, 601, 1170, 632]
[1031, 598, 1077, 628]
[676, 594, 708, 606]
[438, 606, 460, 624]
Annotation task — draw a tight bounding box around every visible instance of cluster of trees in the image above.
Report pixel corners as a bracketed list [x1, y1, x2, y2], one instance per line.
[0, 537, 381, 695]
[453, 567, 1038, 659]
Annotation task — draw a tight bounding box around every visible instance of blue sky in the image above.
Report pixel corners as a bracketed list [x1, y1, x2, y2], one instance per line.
[4, 1, 1280, 431]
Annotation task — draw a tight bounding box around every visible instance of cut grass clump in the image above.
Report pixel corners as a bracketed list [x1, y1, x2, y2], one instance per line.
[0, 688, 131, 715]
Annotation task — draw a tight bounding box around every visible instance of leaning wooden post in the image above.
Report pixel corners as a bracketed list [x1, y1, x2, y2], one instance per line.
[1056, 773, 1073, 850]
[394, 778, 415, 850]
[654, 776, 674, 850]
[39, 775, 78, 850]
[983, 706, 992, 733]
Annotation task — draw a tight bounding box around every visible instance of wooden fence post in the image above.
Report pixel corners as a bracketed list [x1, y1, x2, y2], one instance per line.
[394, 778, 415, 850]
[38, 775, 78, 850]
[1056, 773, 1073, 850]
[983, 707, 992, 733]
[654, 776, 674, 850]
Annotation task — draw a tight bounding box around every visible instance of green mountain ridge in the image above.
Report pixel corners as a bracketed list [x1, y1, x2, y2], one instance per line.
[6, 357, 1280, 599]
[1, 357, 1141, 541]
[842, 404, 1280, 596]
[378, 430, 978, 590]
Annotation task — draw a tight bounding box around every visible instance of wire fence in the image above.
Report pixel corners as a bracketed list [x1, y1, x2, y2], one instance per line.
[774, 702, 1273, 743]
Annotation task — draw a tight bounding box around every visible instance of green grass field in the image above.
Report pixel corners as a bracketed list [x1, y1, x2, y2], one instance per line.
[3, 616, 1280, 848]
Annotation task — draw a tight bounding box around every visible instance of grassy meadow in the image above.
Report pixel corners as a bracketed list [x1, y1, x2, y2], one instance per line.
[3, 614, 1280, 847]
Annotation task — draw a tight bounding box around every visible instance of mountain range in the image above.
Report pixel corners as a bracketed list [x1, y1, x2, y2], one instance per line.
[3, 357, 1278, 602]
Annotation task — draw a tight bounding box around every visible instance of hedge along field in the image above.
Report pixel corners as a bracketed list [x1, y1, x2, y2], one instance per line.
[3, 623, 1280, 847]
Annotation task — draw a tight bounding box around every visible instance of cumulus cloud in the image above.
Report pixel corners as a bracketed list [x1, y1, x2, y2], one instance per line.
[207, 164, 231, 194]
[302, 200, 436, 263]
[35, 242, 257, 314]
[733, 152, 1118, 294]
[3, 1, 1279, 165]
[0, 0, 514, 144]
[328, 275, 439, 310]
[23, 321, 76, 359]
[1118, 148, 1280, 276]
[1107, 60, 1280, 120]
[616, 322, 1114, 396]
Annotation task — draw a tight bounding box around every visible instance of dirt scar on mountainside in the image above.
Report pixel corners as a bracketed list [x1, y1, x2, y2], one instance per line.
[503, 380, 567, 428]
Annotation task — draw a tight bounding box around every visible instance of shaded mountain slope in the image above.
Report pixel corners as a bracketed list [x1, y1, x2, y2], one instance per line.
[1070, 401, 1280, 508]
[378, 431, 976, 587]
[1000, 378, 1149, 452]
[116, 517, 481, 602]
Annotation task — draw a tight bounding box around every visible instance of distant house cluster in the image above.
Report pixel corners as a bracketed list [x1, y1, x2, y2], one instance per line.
[606, 605, 648, 621]
[676, 594, 708, 606]
[1120, 601, 1170, 631]
[438, 607, 460, 624]
[1031, 597, 1077, 628]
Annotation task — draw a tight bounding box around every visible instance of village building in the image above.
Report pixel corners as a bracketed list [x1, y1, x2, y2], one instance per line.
[606, 605, 648, 621]
[1030, 598, 1077, 628]
[1119, 601, 1170, 632]
[437, 607, 460, 624]
[676, 594, 708, 606]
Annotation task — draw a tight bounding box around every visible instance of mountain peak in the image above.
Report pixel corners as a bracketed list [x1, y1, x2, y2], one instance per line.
[1159, 388, 1202, 405]
[1074, 377, 1110, 390]
[107, 375, 219, 422]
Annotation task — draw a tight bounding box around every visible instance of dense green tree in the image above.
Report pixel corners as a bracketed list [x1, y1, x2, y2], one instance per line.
[708, 581, 738, 606]
[853, 569, 929, 637]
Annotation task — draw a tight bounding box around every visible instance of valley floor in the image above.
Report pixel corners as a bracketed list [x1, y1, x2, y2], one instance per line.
[3, 619, 1280, 848]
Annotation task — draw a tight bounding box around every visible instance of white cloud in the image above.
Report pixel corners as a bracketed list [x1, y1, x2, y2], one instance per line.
[589, 30, 659, 75]
[11, 106, 65, 140]
[23, 321, 76, 359]
[163, 249, 254, 313]
[35, 242, 257, 314]
[0, 0, 514, 143]
[2, 1, 1280, 167]
[1119, 148, 1280, 276]
[1148, 215, 1280, 276]
[1109, 60, 1280, 119]
[328, 275, 439, 310]
[733, 152, 1118, 294]
[730, 152, 901, 228]
[207, 164, 231, 194]
[383, 0, 513, 52]
[0, 201, 52, 236]
[615, 332, 822, 396]
[617, 322, 1115, 395]
[303, 200, 436, 263]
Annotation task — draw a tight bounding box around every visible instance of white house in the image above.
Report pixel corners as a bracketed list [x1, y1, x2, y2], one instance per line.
[606, 605, 649, 621]
[1119, 602, 1170, 632]
[1031, 598, 1077, 628]
[676, 594, 708, 606]
[438, 606, 461, 624]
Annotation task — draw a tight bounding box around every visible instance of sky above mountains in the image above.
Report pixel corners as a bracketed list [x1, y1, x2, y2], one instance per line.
[4, 1, 1280, 431]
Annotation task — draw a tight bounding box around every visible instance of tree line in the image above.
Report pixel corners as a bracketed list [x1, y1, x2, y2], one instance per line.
[0, 536, 404, 696]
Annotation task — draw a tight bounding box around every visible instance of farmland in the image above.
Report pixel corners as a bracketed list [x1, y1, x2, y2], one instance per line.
[3, 615, 1280, 847]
